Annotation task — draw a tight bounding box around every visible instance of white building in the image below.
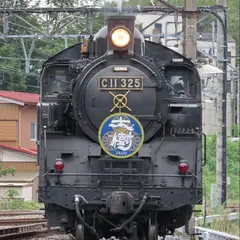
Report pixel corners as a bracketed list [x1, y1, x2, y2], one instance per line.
[136, 14, 239, 135]
[0, 145, 38, 203]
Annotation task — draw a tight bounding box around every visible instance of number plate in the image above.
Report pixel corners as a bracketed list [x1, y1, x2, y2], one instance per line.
[98, 77, 143, 90]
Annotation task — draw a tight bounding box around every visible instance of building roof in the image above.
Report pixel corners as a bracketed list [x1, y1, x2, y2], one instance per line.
[0, 144, 37, 156]
[197, 32, 236, 43]
[198, 64, 223, 75]
[0, 91, 39, 106]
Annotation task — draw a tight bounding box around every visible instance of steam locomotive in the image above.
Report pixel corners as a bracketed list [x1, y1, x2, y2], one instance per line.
[37, 15, 204, 240]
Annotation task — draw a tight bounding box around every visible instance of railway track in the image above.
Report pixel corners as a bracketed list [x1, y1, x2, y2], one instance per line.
[0, 210, 49, 239]
[0, 226, 61, 240]
[0, 222, 45, 238]
[0, 210, 44, 216]
[0, 211, 184, 240]
[0, 218, 47, 225]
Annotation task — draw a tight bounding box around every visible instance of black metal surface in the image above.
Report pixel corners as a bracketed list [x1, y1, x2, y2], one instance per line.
[36, 13, 204, 238]
[106, 191, 134, 214]
[72, 54, 169, 142]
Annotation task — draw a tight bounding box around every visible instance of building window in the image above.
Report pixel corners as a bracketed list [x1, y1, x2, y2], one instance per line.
[154, 23, 162, 31]
[31, 122, 37, 140]
[227, 51, 231, 63]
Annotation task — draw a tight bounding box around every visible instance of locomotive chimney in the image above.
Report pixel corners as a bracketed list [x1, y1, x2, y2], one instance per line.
[107, 15, 135, 54]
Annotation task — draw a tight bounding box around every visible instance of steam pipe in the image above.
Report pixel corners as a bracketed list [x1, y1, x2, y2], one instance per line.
[75, 195, 100, 239]
[110, 194, 148, 232]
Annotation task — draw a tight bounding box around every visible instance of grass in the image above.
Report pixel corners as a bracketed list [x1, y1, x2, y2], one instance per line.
[197, 211, 240, 237]
[193, 204, 240, 236]
[0, 198, 43, 210]
[202, 219, 240, 236]
[203, 134, 240, 203]
[196, 134, 240, 236]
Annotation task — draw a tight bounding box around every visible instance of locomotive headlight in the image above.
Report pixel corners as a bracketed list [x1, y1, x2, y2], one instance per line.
[111, 27, 131, 48]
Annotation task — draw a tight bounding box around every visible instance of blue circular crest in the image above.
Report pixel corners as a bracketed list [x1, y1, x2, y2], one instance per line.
[98, 113, 144, 159]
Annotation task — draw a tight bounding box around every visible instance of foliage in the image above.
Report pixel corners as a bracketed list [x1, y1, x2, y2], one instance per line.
[197, 211, 240, 236]
[7, 189, 19, 198]
[197, 204, 240, 236]
[0, 0, 103, 93]
[0, 198, 42, 210]
[231, 124, 240, 137]
[0, 0, 238, 92]
[0, 186, 42, 210]
[203, 135, 240, 202]
[0, 166, 16, 177]
[206, 219, 239, 236]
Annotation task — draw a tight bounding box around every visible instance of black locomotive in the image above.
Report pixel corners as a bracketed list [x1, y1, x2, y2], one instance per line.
[37, 15, 203, 240]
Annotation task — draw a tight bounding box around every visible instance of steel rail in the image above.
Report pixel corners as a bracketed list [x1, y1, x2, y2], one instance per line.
[0, 222, 47, 236]
[0, 218, 47, 225]
[0, 228, 60, 240]
[0, 210, 44, 216]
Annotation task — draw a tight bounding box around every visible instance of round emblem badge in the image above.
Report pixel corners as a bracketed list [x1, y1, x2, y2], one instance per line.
[98, 113, 144, 159]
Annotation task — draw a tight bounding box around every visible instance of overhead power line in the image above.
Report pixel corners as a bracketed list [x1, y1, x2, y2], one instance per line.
[0, 56, 45, 61]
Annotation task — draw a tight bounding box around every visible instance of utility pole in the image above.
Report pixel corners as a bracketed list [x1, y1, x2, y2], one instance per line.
[182, 0, 197, 63]
[216, 0, 227, 205]
[182, 1, 197, 239]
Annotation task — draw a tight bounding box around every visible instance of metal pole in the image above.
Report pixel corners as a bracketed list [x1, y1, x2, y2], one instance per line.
[211, 21, 215, 56]
[216, 0, 227, 205]
[238, 73, 240, 127]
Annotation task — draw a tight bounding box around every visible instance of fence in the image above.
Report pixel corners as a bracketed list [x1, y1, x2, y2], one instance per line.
[175, 213, 239, 240]
[195, 226, 240, 240]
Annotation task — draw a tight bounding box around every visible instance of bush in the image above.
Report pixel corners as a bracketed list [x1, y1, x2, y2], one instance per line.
[203, 135, 240, 202]
[0, 198, 42, 210]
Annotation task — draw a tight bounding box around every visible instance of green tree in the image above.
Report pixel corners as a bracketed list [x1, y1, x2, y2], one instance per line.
[1, 0, 238, 93]
[0, 0, 106, 93]
[0, 0, 42, 92]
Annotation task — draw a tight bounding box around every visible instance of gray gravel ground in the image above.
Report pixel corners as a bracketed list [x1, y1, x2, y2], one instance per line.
[25, 234, 74, 240]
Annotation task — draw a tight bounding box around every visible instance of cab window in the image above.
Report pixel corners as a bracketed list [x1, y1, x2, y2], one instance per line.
[165, 69, 191, 97]
[52, 69, 69, 93]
